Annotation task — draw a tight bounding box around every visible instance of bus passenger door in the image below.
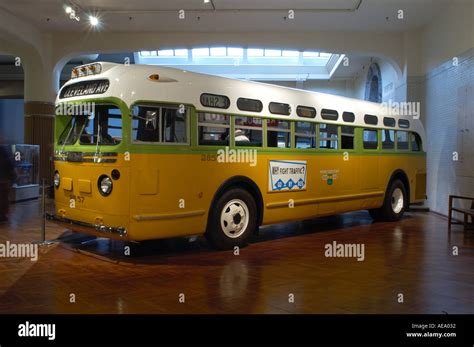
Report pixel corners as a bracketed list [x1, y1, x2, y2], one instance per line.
[360, 128, 379, 191]
[316, 124, 361, 215]
[359, 128, 383, 211]
[335, 125, 361, 213]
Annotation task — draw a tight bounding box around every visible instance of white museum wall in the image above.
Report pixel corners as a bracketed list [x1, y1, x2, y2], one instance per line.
[421, 0, 474, 216]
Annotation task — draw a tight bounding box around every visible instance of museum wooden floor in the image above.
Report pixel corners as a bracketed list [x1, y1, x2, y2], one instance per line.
[0, 198, 473, 314]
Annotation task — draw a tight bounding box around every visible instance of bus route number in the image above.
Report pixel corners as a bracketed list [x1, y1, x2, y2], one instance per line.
[201, 154, 217, 162]
[70, 195, 85, 204]
[200, 93, 230, 109]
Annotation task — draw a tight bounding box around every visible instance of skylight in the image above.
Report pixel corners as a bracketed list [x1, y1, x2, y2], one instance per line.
[141, 48, 331, 60]
[264, 49, 281, 57]
[174, 49, 188, 56]
[303, 51, 323, 57]
[135, 47, 343, 81]
[192, 48, 210, 57]
[282, 50, 299, 57]
[153, 49, 188, 57]
[227, 47, 243, 57]
[157, 50, 173, 56]
[247, 48, 263, 57]
[210, 47, 226, 56]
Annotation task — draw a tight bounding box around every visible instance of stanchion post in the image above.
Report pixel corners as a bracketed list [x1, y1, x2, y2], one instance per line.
[41, 178, 46, 242]
[33, 179, 58, 246]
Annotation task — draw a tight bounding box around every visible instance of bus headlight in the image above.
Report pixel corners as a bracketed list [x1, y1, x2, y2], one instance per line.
[53, 171, 60, 188]
[98, 175, 113, 196]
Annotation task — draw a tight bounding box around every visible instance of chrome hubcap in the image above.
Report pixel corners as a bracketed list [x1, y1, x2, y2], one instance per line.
[391, 188, 404, 214]
[220, 199, 249, 238]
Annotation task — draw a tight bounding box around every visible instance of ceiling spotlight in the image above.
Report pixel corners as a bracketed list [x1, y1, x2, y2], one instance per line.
[203, 0, 210, 3]
[89, 15, 99, 26]
[65, 5, 80, 21]
[64, 4, 81, 22]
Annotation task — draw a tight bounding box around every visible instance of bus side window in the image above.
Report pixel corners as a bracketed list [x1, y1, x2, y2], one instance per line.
[198, 112, 230, 146]
[382, 129, 395, 150]
[411, 132, 421, 152]
[101, 107, 123, 145]
[234, 116, 263, 147]
[132, 105, 188, 144]
[396, 131, 409, 150]
[267, 119, 291, 148]
[295, 121, 316, 149]
[363, 129, 378, 150]
[341, 126, 354, 150]
[319, 123, 338, 149]
[162, 107, 188, 144]
[132, 106, 160, 142]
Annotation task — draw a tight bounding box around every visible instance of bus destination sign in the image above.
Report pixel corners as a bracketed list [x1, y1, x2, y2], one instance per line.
[60, 79, 110, 99]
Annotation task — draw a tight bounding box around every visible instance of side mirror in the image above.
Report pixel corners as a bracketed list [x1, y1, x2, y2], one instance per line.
[131, 105, 139, 117]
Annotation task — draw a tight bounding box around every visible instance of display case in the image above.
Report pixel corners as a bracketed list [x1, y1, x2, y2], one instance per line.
[7, 144, 40, 202]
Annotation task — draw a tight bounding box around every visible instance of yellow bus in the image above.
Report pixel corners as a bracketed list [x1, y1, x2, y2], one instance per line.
[49, 62, 426, 250]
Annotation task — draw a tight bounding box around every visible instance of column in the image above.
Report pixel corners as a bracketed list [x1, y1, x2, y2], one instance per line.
[23, 59, 57, 185]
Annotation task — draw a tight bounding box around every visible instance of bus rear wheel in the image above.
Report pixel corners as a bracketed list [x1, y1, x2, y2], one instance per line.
[206, 188, 257, 250]
[369, 179, 407, 222]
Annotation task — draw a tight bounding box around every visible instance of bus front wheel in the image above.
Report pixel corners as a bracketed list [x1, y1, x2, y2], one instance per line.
[369, 179, 407, 222]
[206, 188, 257, 250]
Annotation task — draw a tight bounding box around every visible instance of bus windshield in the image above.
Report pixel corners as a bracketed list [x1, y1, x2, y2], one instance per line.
[58, 104, 122, 146]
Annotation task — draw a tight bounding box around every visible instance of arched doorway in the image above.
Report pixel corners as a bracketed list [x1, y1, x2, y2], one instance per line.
[365, 63, 382, 103]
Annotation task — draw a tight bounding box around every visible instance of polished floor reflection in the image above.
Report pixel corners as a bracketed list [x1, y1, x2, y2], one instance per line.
[0, 198, 473, 314]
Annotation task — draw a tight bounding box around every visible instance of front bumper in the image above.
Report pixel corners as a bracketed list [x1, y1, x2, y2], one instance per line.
[46, 213, 127, 237]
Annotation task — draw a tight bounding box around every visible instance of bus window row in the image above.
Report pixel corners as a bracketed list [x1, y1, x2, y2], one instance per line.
[200, 92, 412, 129]
[129, 104, 421, 152]
[197, 111, 421, 152]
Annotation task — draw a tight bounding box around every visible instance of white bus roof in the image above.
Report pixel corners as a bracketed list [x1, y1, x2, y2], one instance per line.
[57, 62, 426, 144]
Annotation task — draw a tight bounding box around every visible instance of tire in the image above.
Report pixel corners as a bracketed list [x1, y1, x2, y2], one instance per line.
[369, 179, 407, 222]
[206, 188, 257, 250]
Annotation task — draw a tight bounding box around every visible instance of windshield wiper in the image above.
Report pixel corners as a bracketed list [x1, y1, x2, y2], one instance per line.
[59, 117, 87, 155]
[59, 119, 75, 155]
